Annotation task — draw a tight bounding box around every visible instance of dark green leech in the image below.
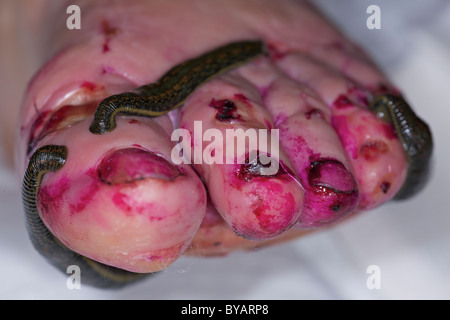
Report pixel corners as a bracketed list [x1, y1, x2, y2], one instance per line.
[22, 145, 148, 288]
[369, 94, 433, 199]
[89, 40, 265, 134]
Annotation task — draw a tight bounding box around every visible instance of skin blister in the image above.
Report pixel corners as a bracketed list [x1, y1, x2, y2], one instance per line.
[15, 0, 432, 287]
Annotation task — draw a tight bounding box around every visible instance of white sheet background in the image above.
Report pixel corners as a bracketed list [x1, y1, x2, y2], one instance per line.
[1, 0, 449, 299]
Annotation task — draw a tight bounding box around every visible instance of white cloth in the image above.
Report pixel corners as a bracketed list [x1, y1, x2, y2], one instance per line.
[0, 0, 449, 299]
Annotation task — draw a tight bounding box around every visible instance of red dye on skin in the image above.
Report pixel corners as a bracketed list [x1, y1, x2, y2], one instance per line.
[373, 83, 390, 95]
[359, 140, 389, 161]
[378, 83, 389, 92]
[102, 42, 110, 53]
[323, 40, 345, 50]
[144, 242, 185, 262]
[264, 118, 273, 130]
[37, 176, 71, 222]
[266, 43, 287, 60]
[235, 154, 295, 183]
[84, 167, 98, 179]
[98, 148, 182, 185]
[330, 115, 359, 160]
[80, 81, 97, 91]
[234, 93, 251, 106]
[382, 123, 397, 140]
[27, 109, 51, 154]
[274, 113, 288, 127]
[348, 86, 369, 107]
[70, 181, 101, 214]
[281, 132, 316, 158]
[251, 196, 269, 222]
[230, 178, 299, 238]
[305, 158, 359, 220]
[380, 181, 391, 194]
[112, 192, 133, 215]
[100, 20, 118, 54]
[48, 103, 97, 130]
[146, 255, 162, 262]
[101, 20, 118, 36]
[369, 83, 401, 96]
[330, 202, 342, 212]
[113, 192, 166, 219]
[259, 86, 269, 99]
[208, 98, 242, 122]
[101, 66, 116, 75]
[308, 159, 356, 193]
[252, 197, 278, 232]
[246, 182, 298, 236]
[41, 168, 98, 216]
[46, 105, 80, 129]
[147, 208, 164, 221]
[333, 94, 353, 109]
[27, 103, 98, 155]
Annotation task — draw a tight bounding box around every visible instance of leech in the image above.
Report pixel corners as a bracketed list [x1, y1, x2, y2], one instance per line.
[89, 40, 265, 134]
[369, 94, 433, 199]
[22, 145, 148, 288]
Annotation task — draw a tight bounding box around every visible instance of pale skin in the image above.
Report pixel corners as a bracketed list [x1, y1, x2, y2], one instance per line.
[1, 0, 409, 273]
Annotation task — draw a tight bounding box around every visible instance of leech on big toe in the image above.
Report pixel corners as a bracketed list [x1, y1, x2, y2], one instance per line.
[22, 145, 148, 288]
